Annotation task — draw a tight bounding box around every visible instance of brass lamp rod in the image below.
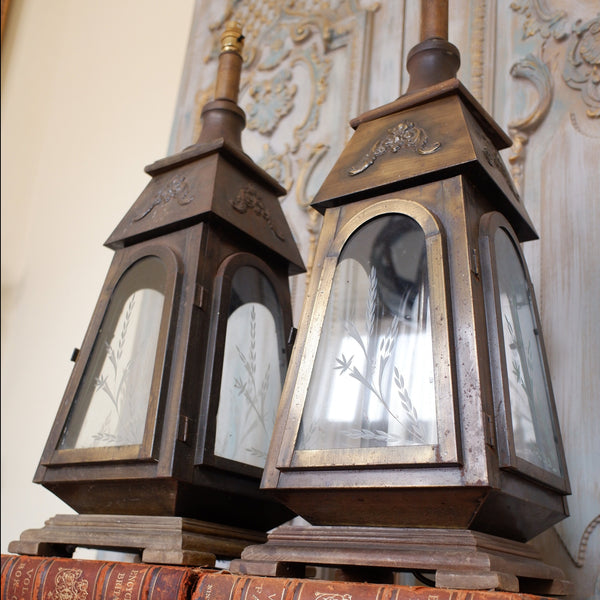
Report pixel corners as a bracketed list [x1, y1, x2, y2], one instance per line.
[214, 21, 245, 103]
[420, 0, 448, 41]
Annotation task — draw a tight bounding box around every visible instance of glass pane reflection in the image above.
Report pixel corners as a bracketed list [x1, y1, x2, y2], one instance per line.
[296, 214, 437, 451]
[214, 266, 285, 468]
[59, 257, 166, 449]
[495, 229, 561, 475]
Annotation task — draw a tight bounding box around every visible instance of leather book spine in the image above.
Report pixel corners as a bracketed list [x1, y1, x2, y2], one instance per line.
[191, 572, 554, 600]
[1, 554, 200, 600]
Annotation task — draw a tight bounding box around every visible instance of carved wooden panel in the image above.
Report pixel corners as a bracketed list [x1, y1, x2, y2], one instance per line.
[492, 2, 599, 593]
[170, 1, 599, 595]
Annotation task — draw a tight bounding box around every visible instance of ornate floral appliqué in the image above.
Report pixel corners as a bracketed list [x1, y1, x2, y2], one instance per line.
[232, 185, 285, 241]
[134, 174, 193, 222]
[348, 120, 441, 176]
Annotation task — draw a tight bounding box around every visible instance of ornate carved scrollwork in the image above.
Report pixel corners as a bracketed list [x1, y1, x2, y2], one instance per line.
[232, 185, 285, 241]
[563, 15, 600, 119]
[134, 174, 193, 222]
[507, 54, 553, 195]
[510, 0, 568, 41]
[246, 69, 297, 134]
[511, 1, 599, 121]
[348, 120, 441, 176]
[555, 513, 600, 568]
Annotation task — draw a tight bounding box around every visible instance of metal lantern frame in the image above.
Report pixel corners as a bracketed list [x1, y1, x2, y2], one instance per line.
[10, 23, 304, 566]
[233, 4, 572, 585]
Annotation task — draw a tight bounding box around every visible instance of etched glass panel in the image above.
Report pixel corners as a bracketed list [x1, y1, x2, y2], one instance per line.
[59, 257, 166, 449]
[296, 214, 437, 451]
[495, 229, 561, 475]
[214, 266, 286, 468]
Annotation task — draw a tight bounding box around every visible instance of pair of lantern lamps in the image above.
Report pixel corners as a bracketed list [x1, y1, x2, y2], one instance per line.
[9, 14, 570, 589]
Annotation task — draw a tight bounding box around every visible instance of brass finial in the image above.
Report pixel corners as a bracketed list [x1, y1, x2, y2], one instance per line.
[220, 21, 244, 56]
[197, 23, 247, 147]
[214, 21, 245, 103]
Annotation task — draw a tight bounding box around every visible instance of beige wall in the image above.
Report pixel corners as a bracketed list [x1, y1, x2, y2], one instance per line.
[0, 0, 195, 552]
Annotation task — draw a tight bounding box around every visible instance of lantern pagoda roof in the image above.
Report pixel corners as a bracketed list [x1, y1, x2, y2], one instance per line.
[105, 23, 305, 276]
[312, 63, 537, 243]
[104, 136, 305, 275]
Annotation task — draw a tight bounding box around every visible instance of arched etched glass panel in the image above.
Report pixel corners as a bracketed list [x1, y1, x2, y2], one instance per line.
[214, 266, 286, 468]
[495, 229, 561, 476]
[59, 257, 166, 449]
[296, 214, 437, 451]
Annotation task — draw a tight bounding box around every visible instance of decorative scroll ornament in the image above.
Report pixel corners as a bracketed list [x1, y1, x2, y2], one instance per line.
[507, 54, 553, 195]
[246, 69, 297, 134]
[314, 593, 352, 600]
[511, 2, 599, 120]
[48, 568, 89, 600]
[348, 120, 441, 176]
[510, 0, 567, 41]
[563, 15, 600, 119]
[134, 174, 193, 222]
[232, 185, 285, 241]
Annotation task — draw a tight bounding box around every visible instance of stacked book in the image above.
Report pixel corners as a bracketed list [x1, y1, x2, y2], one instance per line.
[1, 554, 554, 600]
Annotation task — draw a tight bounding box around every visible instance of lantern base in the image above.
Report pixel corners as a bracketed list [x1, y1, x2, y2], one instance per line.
[230, 524, 571, 595]
[7, 513, 267, 567]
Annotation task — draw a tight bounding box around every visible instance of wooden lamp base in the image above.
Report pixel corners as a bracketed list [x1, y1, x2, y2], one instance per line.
[7, 514, 267, 567]
[230, 524, 571, 595]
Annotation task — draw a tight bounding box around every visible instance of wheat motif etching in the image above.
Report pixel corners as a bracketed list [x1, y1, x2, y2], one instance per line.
[335, 267, 427, 445]
[233, 305, 273, 459]
[503, 312, 559, 474]
[92, 295, 140, 445]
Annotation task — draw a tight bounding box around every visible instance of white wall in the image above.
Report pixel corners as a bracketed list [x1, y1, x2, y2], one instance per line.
[0, 0, 195, 552]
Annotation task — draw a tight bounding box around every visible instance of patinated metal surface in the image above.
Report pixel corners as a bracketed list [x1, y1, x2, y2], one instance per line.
[261, 9, 570, 543]
[33, 24, 303, 535]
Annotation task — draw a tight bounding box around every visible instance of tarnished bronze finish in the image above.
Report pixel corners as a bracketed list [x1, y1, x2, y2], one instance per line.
[30, 24, 304, 559]
[405, 38, 460, 93]
[405, 1, 460, 94]
[256, 0, 570, 576]
[420, 0, 449, 41]
[319, 85, 536, 243]
[214, 22, 244, 102]
[198, 22, 246, 147]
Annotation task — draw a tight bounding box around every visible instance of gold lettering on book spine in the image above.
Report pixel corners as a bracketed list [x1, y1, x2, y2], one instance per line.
[47, 568, 89, 600]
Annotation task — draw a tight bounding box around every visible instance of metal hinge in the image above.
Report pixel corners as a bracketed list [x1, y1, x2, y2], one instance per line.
[484, 412, 495, 448]
[470, 247, 480, 278]
[194, 283, 206, 310]
[178, 415, 192, 444]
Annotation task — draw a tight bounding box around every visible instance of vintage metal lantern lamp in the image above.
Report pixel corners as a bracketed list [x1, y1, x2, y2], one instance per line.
[235, 1, 570, 591]
[10, 23, 303, 565]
